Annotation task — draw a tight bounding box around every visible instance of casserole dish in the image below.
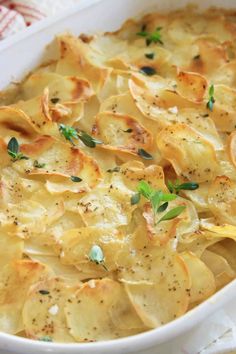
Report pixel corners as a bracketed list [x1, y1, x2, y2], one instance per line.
[1, 0, 236, 353]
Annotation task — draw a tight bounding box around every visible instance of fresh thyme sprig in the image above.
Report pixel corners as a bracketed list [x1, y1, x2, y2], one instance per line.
[59, 124, 102, 148]
[7, 137, 29, 162]
[167, 180, 199, 194]
[131, 181, 186, 225]
[137, 26, 163, 46]
[206, 84, 215, 111]
[89, 245, 108, 271]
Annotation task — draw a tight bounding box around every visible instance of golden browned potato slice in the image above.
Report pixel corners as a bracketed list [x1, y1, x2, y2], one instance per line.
[0, 106, 39, 144]
[121, 248, 190, 327]
[208, 176, 236, 225]
[143, 197, 199, 245]
[56, 35, 111, 94]
[181, 252, 216, 305]
[0, 260, 53, 334]
[23, 278, 78, 342]
[21, 73, 94, 103]
[94, 112, 153, 154]
[176, 70, 207, 103]
[12, 136, 101, 189]
[65, 278, 146, 341]
[157, 123, 218, 182]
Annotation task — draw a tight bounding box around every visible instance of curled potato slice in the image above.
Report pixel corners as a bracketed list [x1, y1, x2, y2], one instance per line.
[56, 35, 111, 93]
[157, 123, 218, 182]
[176, 70, 207, 103]
[0, 106, 39, 143]
[22, 73, 94, 104]
[181, 252, 216, 306]
[13, 136, 101, 188]
[23, 278, 77, 342]
[94, 112, 153, 154]
[122, 248, 190, 328]
[0, 260, 52, 334]
[208, 176, 236, 225]
[143, 197, 199, 245]
[65, 278, 145, 341]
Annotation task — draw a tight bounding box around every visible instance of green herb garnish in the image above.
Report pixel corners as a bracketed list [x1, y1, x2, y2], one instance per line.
[132, 181, 185, 225]
[70, 176, 82, 183]
[131, 193, 141, 205]
[59, 124, 78, 145]
[123, 128, 133, 133]
[39, 336, 53, 342]
[50, 97, 60, 104]
[145, 52, 155, 60]
[140, 66, 156, 76]
[7, 137, 29, 162]
[138, 148, 153, 160]
[39, 290, 50, 295]
[157, 206, 186, 224]
[137, 27, 163, 46]
[59, 124, 102, 148]
[78, 131, 102, 148]
[168, 180, 199, 194]
[33, 160, 46, 169]
[206, 84, 215, 111]
[193, 54, 201, 60]
[89, 245, 108, 271]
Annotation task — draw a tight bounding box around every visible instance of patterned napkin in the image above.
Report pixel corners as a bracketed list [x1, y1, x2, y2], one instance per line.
[0, 0, 78, 39]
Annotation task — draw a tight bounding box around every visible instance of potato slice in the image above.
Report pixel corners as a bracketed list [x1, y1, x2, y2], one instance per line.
[13, 136, 101, 190]
[201, 249, 235, 289]
[208, 176, 236, 225]
[77, 185, 134, 228]
[181, 252, 216, 305]
[59, 227, 126, 271]
[56, 35, 111, 93]
[143, 197, 199, 245]
[157, 123, 218, 182]
[22, 73, 94, 104]
[176, 70, 207, 103]
[23, 278, 77, 342]
[94, 112, 153, 154]
[0, 106, 39, 143]
[0, 260, 52, 334]
[122, 248, 190, 327]
[0, 233, 23, 268]
[65, 278, 145, 341]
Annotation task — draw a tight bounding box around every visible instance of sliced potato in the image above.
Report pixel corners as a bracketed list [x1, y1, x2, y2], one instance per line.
[65, 279, 145, 341]
[94, 112, 153, 154]
[181, 252, 216, 305]
[201, 249, 235, 289]
[157, 123, 218, 182]
[208, 176, 236, 225]
[0, 260, 52, 334]
[23, 278, 77, 342]
[122, 248, 190, 327]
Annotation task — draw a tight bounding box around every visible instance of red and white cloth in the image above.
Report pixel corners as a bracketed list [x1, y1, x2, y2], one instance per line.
[0, 0, 77, 39]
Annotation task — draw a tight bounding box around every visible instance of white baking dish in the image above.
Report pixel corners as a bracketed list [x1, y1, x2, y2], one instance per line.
[0, 0, 236, 353]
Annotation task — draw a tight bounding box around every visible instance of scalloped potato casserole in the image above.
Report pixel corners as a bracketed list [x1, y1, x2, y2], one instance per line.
[0, 5, 236, 343]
